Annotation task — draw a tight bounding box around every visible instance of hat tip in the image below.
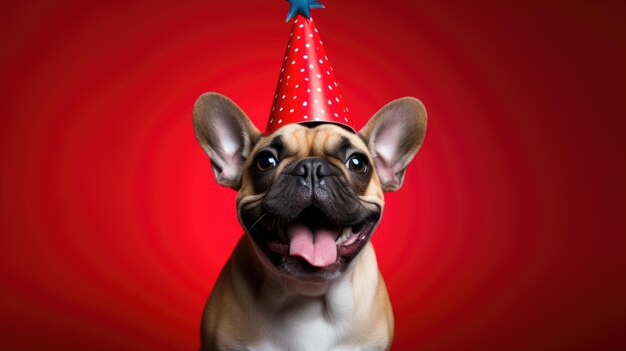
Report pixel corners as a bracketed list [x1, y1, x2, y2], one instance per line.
[285, 0, 325, 22]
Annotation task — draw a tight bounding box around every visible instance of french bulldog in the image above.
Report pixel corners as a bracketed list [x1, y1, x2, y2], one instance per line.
[193, 92, 426, 351]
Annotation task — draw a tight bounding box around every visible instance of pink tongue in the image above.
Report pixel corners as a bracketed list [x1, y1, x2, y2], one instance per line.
[288, 224, 338, 267]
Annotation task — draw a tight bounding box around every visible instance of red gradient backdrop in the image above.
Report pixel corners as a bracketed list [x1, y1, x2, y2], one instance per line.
[1, 1, 625, 350]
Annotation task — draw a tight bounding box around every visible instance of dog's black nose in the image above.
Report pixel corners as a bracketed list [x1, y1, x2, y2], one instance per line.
[293, 158, 331, 188]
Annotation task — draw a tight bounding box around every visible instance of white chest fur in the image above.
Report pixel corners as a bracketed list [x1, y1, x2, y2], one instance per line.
[251, 277, 356, 351]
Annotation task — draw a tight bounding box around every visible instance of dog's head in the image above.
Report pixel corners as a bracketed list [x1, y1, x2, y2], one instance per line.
[193, 93, 426, 282]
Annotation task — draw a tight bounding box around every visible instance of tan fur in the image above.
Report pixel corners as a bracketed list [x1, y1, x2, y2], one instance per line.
[201, 237, 264, 349]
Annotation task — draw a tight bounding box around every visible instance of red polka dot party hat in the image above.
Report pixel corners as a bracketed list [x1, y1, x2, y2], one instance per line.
[266, 0, 354, 134]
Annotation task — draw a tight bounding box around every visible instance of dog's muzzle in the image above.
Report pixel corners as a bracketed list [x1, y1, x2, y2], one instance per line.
[240, 157, 381, 281]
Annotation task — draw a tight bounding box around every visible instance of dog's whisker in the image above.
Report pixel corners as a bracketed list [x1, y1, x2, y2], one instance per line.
[248, 213, 268, 232]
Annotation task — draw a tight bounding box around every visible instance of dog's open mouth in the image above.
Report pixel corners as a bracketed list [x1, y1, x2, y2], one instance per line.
[266, 207, 375, 267]
[245, 206, 380, 281]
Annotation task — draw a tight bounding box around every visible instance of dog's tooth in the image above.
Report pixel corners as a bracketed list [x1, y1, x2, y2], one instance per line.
[344, 228, 351, 242]
[336, 227, 351, 244]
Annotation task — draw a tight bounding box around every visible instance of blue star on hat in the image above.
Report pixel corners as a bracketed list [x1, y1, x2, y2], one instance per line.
[286, 0, 325, 22]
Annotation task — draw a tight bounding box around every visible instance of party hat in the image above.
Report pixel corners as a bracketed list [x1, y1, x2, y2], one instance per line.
[266, 1, 354, 134]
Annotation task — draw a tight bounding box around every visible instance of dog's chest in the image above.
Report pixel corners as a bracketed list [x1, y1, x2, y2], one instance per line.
[251, 279, 358, 351]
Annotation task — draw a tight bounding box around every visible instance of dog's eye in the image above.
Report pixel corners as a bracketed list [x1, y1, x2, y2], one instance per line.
[346, 154, 368, 174]
[256, 152, 278, 172]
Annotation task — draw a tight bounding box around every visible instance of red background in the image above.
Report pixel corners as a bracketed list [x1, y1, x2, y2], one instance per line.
[1, 1, 625, 350]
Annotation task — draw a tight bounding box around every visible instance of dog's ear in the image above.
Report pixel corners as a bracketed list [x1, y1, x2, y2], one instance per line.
[359, 97, 427, 192]
[193, 92, 262, 189]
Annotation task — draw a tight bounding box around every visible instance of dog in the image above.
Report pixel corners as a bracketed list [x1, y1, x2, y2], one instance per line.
[193, 92, 426, 350]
